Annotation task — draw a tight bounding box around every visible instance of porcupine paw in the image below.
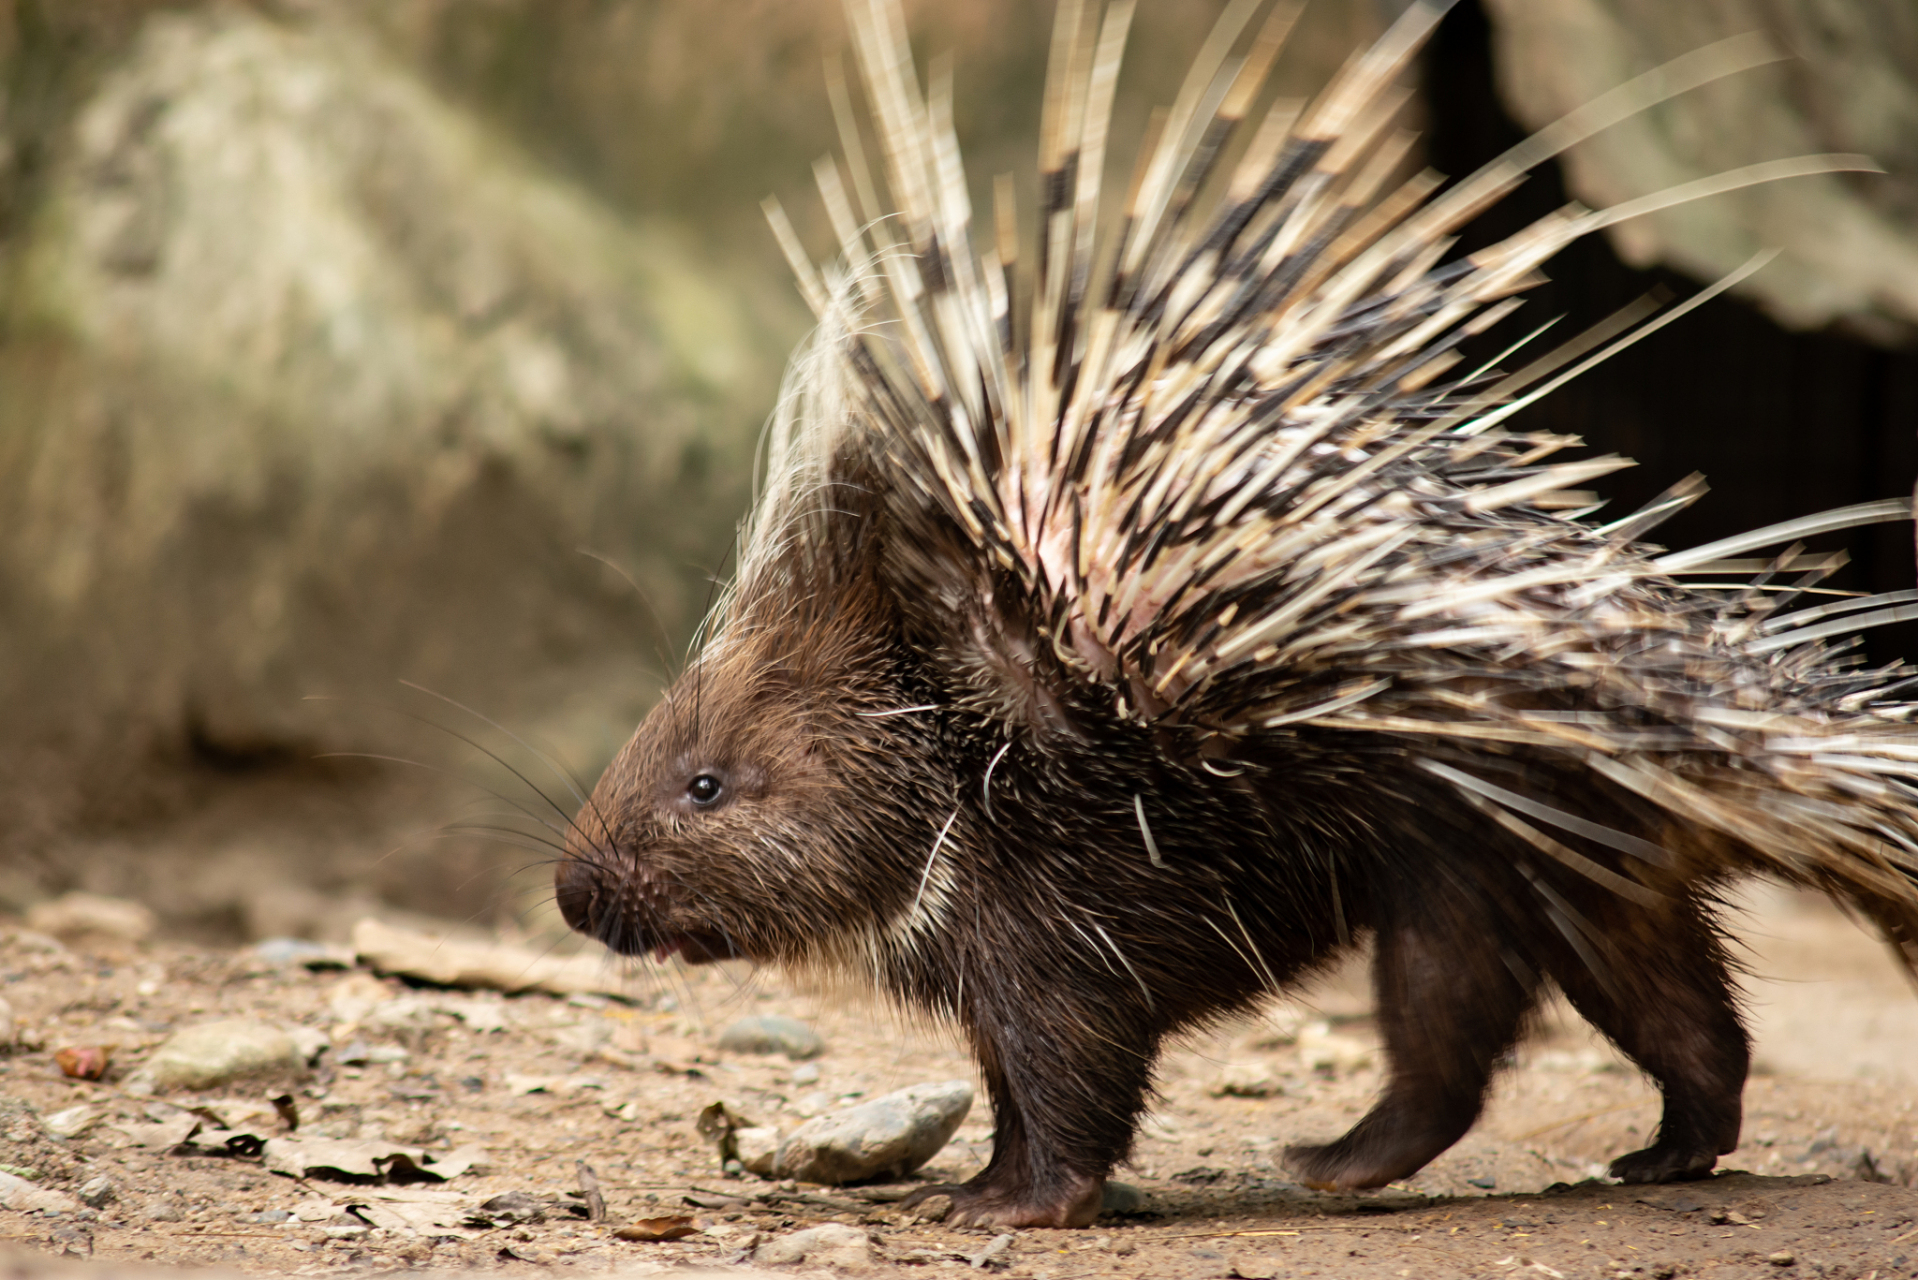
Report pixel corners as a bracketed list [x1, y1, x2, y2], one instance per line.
[900, 1174, 1105, 1228]
[1282, 1139, 1421, 1193]
[1607, 1142, 1719, 1184]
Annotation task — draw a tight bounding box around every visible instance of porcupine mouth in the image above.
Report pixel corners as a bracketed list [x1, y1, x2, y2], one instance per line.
[591, 924, 740, 964]
[556, 873, 742, 963]
[645, 932, 740, 964]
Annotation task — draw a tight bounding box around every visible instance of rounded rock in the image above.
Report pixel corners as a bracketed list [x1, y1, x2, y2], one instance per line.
[130, 1019, 309, 1092]
[1210, 1061, 1281, 1098]
[25, 892, 156, 944]
[734, 1126, 781, 1177]
[1100, 1180, 1144, 1214]
[717, 1014, 824, 1060]
[773, 1079, 971, 1184]
[752, 1222, 869, 1267]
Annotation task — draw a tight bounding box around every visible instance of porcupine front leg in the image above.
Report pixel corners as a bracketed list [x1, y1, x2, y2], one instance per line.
[903, 997, 1155, 1228]
[1286, 880, 1540, 1190]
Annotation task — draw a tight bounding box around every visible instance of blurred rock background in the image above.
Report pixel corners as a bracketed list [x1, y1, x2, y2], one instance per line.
[0, 0, 1912, 941]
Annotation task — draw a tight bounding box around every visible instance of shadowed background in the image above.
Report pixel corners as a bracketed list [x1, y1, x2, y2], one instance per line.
[0, 0, 1913, 942]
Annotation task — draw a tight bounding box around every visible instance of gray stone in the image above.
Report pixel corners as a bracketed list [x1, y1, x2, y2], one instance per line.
[128, 1019, 308, 1092]
[734, 1126, 781, 1177]
[752, 1222, 869, 1267]
[1100, 1180, 1144, 1215]
[252, 938, 353, 969]
[774, 1079, 971, 1185]
[0, 1170, 82, 1215]
[718, 1014, 824, 1060]
[1210, 1061, 1282, 1098]
[24, 892, 156, 943]
[285, 1025, 330, 1065]
[41, 1105, 103, 1140]
[969, 1233, 1014, 1268]
[76, 1177, 115, 1209]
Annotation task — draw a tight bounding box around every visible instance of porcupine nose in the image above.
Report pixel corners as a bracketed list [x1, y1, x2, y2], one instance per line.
[553, 853, 604, 938]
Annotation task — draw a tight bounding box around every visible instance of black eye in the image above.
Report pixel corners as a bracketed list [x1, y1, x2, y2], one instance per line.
[687, 773, 724, 807]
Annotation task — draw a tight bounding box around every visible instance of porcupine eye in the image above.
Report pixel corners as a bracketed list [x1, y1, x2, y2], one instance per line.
[687, 773, 724, 807]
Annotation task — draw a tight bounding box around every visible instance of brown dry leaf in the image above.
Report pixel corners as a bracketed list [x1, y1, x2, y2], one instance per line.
[259, 1135, 487, 1181]
[612, 1215, 699, 1242]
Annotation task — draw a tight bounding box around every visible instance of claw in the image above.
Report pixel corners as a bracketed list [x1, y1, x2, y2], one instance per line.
[901, 1174, 1105, 1228]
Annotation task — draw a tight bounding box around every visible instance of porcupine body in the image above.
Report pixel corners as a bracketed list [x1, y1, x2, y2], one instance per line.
[556, 0, 1918, 1228]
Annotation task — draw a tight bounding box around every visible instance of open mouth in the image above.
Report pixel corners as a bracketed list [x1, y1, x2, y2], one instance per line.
[646, 932, 740, 964]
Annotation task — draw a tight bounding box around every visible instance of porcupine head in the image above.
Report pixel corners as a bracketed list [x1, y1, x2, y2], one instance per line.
[559, 0, 1918, 1230]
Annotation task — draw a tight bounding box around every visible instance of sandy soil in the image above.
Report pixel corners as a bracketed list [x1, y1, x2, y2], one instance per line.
[1, 884, 1915, 1279]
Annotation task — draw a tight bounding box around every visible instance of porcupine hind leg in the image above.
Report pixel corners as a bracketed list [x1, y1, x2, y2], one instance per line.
[1545, 891, 1748, 1183]
[1285, 880, 1541, 1190]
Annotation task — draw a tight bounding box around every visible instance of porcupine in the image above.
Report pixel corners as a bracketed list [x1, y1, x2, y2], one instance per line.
[554, 0, 1918, 1228]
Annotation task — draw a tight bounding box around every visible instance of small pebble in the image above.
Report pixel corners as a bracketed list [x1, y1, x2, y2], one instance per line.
[969, 1232, 1014, 1269]
[479, 1191, 548, 1225]
[718, 1014, 825, 1059]
[252, 938, 352, 968]
[790, 1061, 822, 1085]
[1768, 1251, 1796, 1267]
[54, 1045, 111, 1081]
[285, 1026, 330, 1064]
[753, 1222, 869, 1267]
[1210, 1061, 1281, 1098]
[76, 1177, 115, 1209]
[42, 1106, 103, 1140]
[0, 995, 13, 1044]
[0, 1171, 82, 1214]
[291, 1197, 339, 1222]
[734, 1125, 781, 1176]
[774, 1079, 972, 1184]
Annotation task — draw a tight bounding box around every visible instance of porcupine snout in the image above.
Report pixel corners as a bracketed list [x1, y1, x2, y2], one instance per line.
[553, 838, 645, 955]
[556, 793, 752, 965]
[553, 822, 671, 959]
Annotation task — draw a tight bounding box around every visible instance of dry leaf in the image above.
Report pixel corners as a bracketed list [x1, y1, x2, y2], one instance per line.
[612, 1215, 699, 1242]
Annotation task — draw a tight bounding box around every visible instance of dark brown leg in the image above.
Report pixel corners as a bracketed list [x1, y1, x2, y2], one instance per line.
[904, 996, 1153, 1228]
[1545, 893, 1748, 1183]
[1286, 881, 1540, 1190]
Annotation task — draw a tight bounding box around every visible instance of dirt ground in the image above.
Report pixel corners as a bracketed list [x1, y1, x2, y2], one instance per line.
[1, 883, 1916, 1280]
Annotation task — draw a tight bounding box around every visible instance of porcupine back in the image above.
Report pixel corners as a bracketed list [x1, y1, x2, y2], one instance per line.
[734, 0, 1918, 968]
